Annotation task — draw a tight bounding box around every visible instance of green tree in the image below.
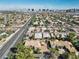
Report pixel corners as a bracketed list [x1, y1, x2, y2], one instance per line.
[16, 43, 35, 59]
[8, 43, 35, 59]
[67, 32, 76, 42]
[49, 48, 59, 59]
[60, 52, 69, 59]
[69, 52, 79, 59]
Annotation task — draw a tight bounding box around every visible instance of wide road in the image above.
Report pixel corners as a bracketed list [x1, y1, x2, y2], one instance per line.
[0, 17, 32, 59]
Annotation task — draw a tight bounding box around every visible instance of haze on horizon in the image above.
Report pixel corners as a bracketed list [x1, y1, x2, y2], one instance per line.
[0, 0, 79, 10]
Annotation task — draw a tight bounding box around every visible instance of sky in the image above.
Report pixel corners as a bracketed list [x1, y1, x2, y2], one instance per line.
[0, 0, 79, 10]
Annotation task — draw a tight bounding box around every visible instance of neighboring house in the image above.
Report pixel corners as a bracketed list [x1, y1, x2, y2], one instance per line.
[35, 32, 42, 39]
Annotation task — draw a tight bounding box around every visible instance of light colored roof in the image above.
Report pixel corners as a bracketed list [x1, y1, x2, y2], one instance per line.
[42, 27, 47, 32]
[51, 33, 54, 37]
[43, 32, 50, 38]
[50, 40, 77, 53]
[25, 40, 49, 52]
[73, 15, 79, 18]
[25, 40, 41, 48]
[59, 49, 65, 54]
[34, 21, 38, 25]
[60, 33, 67, 38]
[0, 32, 8, 36]
[29, 27, 35, 31]
[35, 27, 41, 32]
[0, 24, 5, 27]
[35, 32, 42, 39]
[64, 41, 77, 52]
[53, 40, 64, 46]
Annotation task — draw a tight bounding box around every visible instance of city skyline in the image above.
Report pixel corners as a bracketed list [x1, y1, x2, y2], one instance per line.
[0, 0, 79, 10]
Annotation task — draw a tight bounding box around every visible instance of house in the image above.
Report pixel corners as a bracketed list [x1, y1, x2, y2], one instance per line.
[60, 32, 67, 38]
[33, 21, 39, 26]
[42, 27, 47, 32]
[25, 40, 49, 53]
[51, 33, 55, 38]
[35, 32, 42, 39]
[43, 32, 51, 39]
[50, 40, 77, 53]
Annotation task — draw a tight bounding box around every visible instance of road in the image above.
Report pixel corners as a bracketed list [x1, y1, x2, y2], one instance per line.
[0, 17, 32, 59]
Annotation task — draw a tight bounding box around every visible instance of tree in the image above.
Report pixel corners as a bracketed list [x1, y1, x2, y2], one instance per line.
[49, 48, 59, 59]
[0, 36, 2, 41]
[58, 52, 69, 59]
[16, 43, 35, 59]
[69, 52, 78, 59]
[8, 54, 14, 59]
[8, 43, 35, 59]
[67, 32, 76, 42]
[73, 40, 79, 51]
